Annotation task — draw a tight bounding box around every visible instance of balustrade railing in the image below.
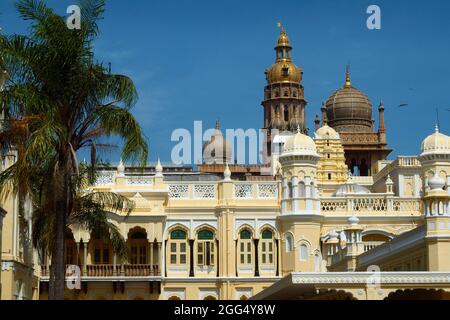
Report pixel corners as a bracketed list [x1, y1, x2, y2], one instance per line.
[363, 241, 385, 252]
[87, 264, 115, 277]
[234, 182, 278, 199]
[167, 182, 278, 200]
[168, 183, 217, 200]
[321, 196, 422, 214]
[40, 264, 161, 278]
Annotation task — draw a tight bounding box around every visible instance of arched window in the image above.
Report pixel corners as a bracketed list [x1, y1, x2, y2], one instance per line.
[299, 244, 308, 261]
[197, 229, 215, 267]
[239, 229, 253, 265]
[128, 228, 148, 265]
[260, 229, 274, 265]
[168, 296, 181, 300]
[169, 229, 187, 266]
[204, 295, 217, 300]
[285, 234, 294, 252]
[91, 232, 111, 265]
[240, 295, 249, 300]
[299, 182, 305, 197]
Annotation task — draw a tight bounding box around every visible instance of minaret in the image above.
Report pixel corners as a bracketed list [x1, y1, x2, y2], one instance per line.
[262, 26, 307, 155]
[320, 102, 327, 125]
[314, 114, 320, 132]
[378, 101, 386, 144]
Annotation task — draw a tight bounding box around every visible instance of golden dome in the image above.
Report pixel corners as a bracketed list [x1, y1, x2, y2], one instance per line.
[266, 61, 302, 84]
[276, 28, 292, 49]
[421, 126, 450, 156]
[202, 121, 232, 164]
[325, 68, 373, 132]
[315, 125, 340, 140]
[282, 128, 318, 157]
[265, 28, 303, 85]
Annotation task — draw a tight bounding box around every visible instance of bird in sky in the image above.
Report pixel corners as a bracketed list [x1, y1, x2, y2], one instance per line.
[397, 103, 408, 108]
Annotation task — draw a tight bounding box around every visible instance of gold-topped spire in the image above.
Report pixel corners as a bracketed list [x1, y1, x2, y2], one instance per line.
[275, 22, 292, 50]
[344, 65, 352, 88]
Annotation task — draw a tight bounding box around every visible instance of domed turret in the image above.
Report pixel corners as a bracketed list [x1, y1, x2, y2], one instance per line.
[265, 28, 303, 85]
[315, 124, 340, 140]
[324, 67, 373, 133]
[262, 26, 308, 143]
[421, 126, 450, 156]
[202, 121, 232, 164]
[281, 128, 318, 157]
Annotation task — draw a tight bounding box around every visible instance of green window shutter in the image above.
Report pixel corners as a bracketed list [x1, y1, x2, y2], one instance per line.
[198, 230, 214, 240]
[240, 230, 252, 239]
[170, 229, 187, 240]
[262, 229, 273, 239]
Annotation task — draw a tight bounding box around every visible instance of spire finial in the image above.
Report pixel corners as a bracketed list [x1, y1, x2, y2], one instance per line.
[277, 22, 284, 33]
[435, 124, 439, 133]
[223, 162, 231, 181]
[155, 158, 163, 177]
[345, 65, 352, 88]
[297, 125, 301, 133]
[215, 119, 220, 130]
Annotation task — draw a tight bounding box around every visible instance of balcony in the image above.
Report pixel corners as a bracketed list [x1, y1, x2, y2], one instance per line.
[40, 264, 161, 278]
[320, 195, 422, 215]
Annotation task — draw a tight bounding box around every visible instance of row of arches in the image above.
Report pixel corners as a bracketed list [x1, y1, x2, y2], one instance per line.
[166, 225, 279, 275]
[51, 227, 162, 277]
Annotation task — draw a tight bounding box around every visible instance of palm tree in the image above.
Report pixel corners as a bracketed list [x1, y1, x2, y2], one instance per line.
[0, 0, 148, 300]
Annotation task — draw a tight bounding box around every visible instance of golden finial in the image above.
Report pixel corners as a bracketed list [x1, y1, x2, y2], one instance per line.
[277, 22, 283, 32]
[345, 65, 352, 88]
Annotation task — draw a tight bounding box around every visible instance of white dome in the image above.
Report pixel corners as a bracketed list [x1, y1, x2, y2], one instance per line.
[421, 126, 450, 156]
[348, 216, 360, 225]
[428, 174, 446, 191]
[328, 230, 339, 239]
[282, 129, 318, 157]
[203, 122, 232, 164]
[315, 125, 340, 140]
[334, 183, 370, 197]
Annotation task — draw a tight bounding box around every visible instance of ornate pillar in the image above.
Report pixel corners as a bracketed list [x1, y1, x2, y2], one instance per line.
[281, 178, 288, 214]
[82, 242, 87, 276]
[113, 254, 117, 276]
[150, 241, 154, 269]
[291, 176, 299, 212]
[157, 242, 162, 276]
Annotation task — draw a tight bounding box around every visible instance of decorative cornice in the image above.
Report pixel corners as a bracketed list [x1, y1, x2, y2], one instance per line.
[290, 272, 450, 285]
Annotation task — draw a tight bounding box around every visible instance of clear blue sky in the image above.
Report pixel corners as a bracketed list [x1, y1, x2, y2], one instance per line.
[1, 0, 450, 164]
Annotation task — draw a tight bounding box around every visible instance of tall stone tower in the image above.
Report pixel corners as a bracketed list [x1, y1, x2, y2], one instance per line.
[262, 27, 307, 155]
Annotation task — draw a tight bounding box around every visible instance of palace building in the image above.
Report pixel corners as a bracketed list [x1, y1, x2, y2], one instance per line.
[1, 28, 450, 300]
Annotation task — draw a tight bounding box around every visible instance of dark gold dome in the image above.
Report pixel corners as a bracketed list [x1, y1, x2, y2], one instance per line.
[325, 69, 373, 133]
[265, 28, 302, 85]
[266, 61, 302, 84]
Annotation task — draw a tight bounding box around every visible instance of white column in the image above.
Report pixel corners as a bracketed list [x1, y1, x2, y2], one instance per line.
[447, 176, 450, 196]
[398, 174, 404, 197]
[83, 242, 88, 276]
[413, 174, 421, 197]
[305, 177, 312, 210]
[158, 242, 163, 276]
[291, 176, 299, 213]
[281, 178, 288, 214]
